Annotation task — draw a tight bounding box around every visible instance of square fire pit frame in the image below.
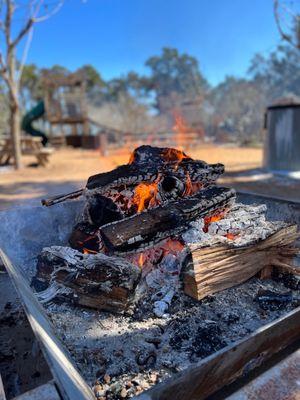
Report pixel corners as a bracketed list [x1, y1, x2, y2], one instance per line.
[0, 192, 299, 400]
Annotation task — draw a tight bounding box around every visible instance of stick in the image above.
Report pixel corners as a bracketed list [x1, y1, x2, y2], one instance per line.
[41, 189, 84, 207]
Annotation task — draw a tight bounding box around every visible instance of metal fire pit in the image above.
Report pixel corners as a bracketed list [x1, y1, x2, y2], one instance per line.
[0, 192, 299, 400]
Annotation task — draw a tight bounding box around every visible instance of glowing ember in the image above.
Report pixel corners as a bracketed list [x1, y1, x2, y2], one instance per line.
[83, 248, 98, 254]
[162, 238, 184, 254]
[127, 238, 185, 272]
[226, 233, 236, 240]
[132, 181, 160, 213]
[203, 212, 226, 232]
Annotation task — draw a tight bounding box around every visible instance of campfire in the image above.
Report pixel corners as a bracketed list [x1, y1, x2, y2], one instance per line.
[32, 145, 300, 399]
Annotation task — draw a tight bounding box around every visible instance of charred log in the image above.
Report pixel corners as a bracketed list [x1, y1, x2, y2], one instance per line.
[69, 222, 101, 252]
[129, 145, 192, 165]
[83, 193, 123, 227]
[34, 246, 141, 313]
[86, 160, 224, 194]
[69, 194, 123, 252]
[100, 187, 236, 254]
[41, 146, 224, 207]
[158, 175, 185, 201]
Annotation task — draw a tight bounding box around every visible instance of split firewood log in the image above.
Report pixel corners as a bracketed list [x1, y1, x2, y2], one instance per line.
[182, 224, 299, 301]
[33, 246, 141, 313]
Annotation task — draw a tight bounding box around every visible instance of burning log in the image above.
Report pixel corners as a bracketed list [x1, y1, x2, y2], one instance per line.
[182, 224, 299, 301]
[41, 145, 224, 207]
[33, 246, 141, 312]
[100, 187, 236, 254]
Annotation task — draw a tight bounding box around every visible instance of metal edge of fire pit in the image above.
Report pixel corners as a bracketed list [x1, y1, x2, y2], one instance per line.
[224, 347, 300, 400]
[0, 249, 95, 400]
[237, 191, 300, 226]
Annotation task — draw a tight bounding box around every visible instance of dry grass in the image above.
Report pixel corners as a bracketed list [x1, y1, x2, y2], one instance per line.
[0, 145, 263, 209]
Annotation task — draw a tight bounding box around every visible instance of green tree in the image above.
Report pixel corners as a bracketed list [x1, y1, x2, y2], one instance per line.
[145, 47, 209, 112]
[20, 63, 42, 108]
[106, 71, 150, 103]
[249, 43, 300, 101]
[211, 76, 266, 142]
[78, 64, 106, 92]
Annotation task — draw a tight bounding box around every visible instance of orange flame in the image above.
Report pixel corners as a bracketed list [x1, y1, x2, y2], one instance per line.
[138, 253, 145, 268]
[163, 147, 189, 166]
[132, 181, 159, 213]
[128, 151, 135, 165]
[172, 111, 189, 150]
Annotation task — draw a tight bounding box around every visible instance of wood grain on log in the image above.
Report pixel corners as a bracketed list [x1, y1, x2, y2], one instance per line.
[182, 224, 299, 301]
[100, 187, 236, 254]
[34, 246, 141, 312]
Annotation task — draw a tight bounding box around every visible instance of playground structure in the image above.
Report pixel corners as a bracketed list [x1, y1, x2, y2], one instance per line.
[21, 71, 205, 154]
[22, 71, 90, 147]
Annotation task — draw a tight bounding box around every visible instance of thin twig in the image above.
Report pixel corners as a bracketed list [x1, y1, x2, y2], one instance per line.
[34, 0, 64, 22]
[17, 24, 34, 85]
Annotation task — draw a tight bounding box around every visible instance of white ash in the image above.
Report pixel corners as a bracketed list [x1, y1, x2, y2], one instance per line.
[44, 276, 300, 399]
[182, 203, 287, 247]
[145, 253, 185, 318]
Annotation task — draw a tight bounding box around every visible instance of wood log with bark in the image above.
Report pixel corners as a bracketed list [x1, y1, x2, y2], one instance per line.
[182, 224, 300, 301]
[33, 246, 141, 313]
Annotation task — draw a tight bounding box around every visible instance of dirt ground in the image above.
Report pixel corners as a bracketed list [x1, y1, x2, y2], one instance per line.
[0, 145, 299, 210]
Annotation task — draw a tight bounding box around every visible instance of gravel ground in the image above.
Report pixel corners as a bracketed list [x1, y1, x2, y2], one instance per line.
[45, 275, 300, 399]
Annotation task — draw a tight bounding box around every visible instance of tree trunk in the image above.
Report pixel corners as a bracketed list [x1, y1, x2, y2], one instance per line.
[7, 43, 22, 170]
[10, 97, 22, 169]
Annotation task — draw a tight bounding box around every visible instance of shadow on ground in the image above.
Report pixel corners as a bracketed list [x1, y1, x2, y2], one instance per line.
[0, 180, 84, 210]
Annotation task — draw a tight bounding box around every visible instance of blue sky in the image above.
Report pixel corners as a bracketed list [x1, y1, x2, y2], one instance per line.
[25, 0, 281, 86]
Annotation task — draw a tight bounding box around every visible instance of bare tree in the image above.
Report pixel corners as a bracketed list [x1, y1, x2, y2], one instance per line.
[274, 0, 300, 49]
[0, 0, 64, 168]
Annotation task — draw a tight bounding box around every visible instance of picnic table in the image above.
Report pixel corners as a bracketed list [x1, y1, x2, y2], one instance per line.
[0, 136, 53, 167]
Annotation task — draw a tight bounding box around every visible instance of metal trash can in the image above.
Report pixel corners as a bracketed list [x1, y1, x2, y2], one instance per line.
[264, 97, 300, 172]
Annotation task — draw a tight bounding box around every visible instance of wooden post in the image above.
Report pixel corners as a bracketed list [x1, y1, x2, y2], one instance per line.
[99, 132, 108, 156]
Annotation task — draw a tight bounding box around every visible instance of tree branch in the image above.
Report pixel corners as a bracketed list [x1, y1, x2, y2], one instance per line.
[273, 0, 300, 48]
[33, 0, 64, 23]
[11, 17, 33, 48]
[0, 51, 5, 70]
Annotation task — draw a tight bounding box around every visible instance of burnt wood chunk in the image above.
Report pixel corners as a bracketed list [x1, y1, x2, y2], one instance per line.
[69, 195, 123, 252]
[42, 145, 225, 207]
[182, 224, 299, 301]
[129, 145, 192, 165]
[68, 222, 101, 252]
[34, 246, 141, 313]
[86, 160, 224, 194]
[100, 187, 236, 254]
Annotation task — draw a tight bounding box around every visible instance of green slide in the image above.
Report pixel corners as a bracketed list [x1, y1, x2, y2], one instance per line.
[21, 100, 48, 146]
